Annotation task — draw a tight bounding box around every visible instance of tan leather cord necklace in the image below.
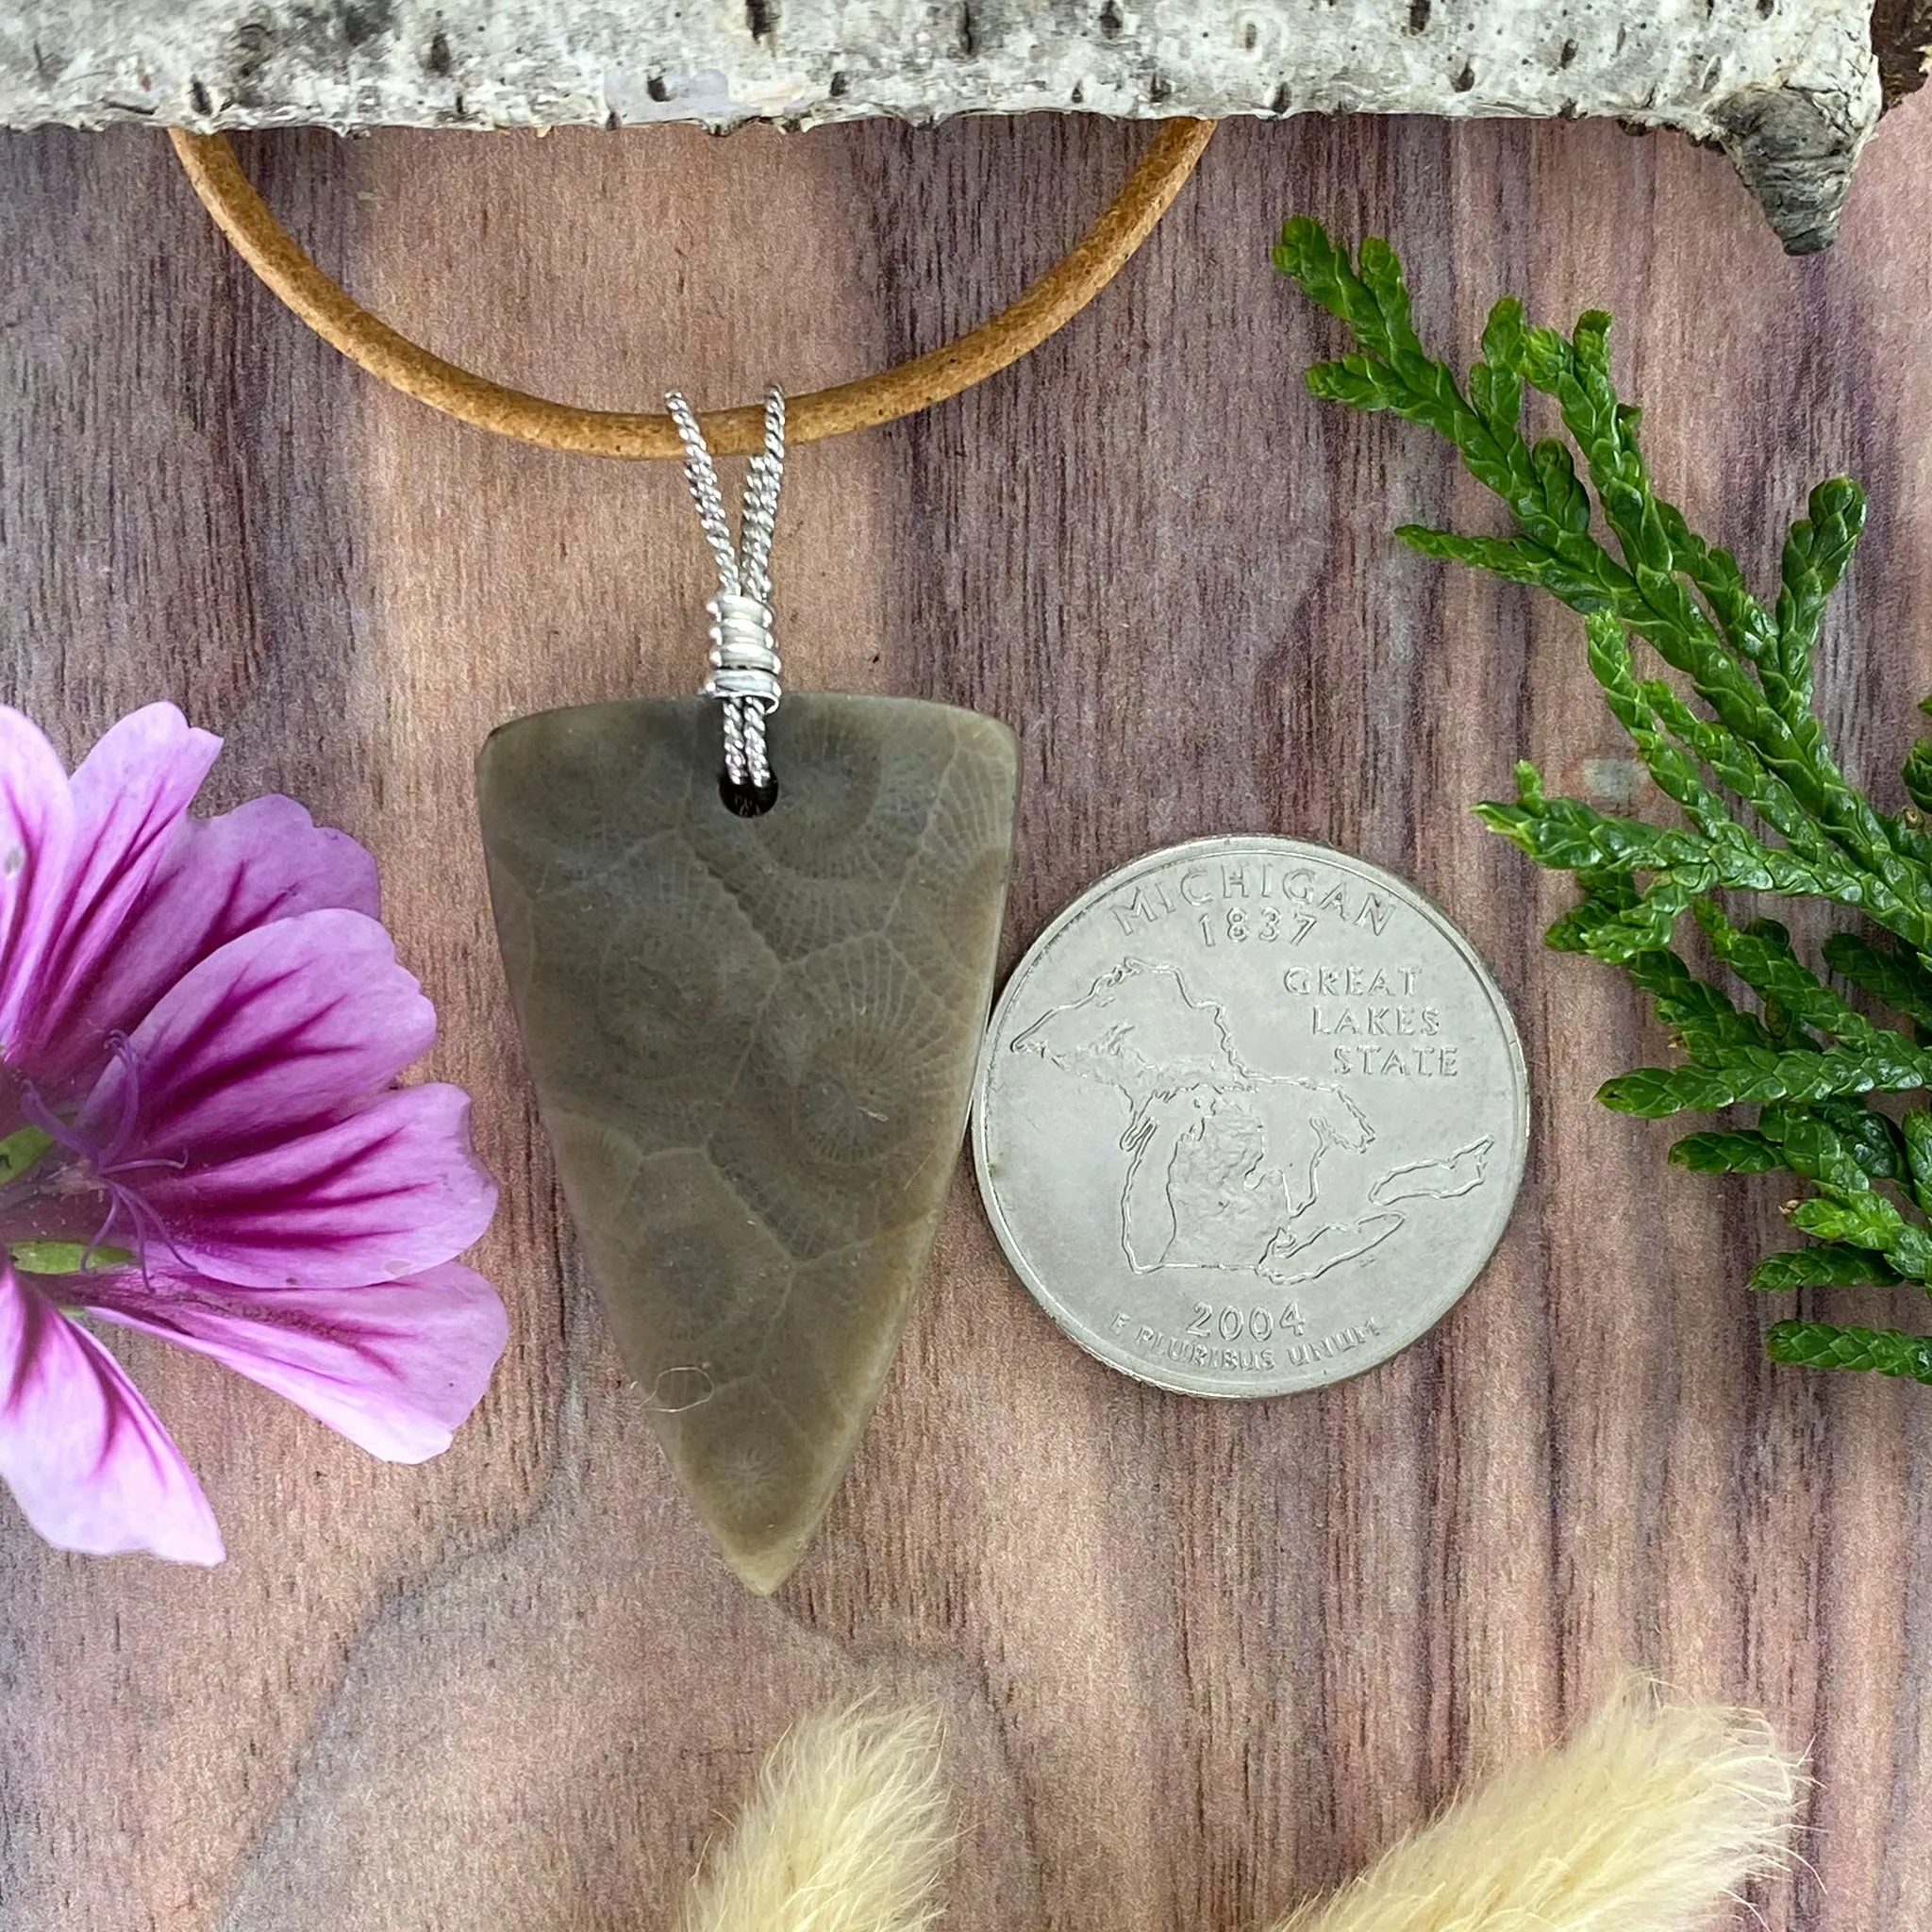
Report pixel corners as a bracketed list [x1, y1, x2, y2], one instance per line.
[169, 121, 1213, 456]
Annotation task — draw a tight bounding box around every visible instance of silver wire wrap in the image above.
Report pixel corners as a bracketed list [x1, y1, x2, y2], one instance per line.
[666, 387, 786, 795]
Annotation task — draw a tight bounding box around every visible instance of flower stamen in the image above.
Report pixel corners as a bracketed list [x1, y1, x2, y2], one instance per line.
[14, 1038, 191, 1285]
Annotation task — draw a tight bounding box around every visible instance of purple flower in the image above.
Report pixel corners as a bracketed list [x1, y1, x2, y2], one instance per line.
[0, 704, 504, 1563]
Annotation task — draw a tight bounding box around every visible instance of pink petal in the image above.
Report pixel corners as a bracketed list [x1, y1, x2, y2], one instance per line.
[33, 794, 381, 1092]
[0, 708, 76, 1053]
[80, 908, 436, 1158]
[0, 1260, 223, 1563]
[88, 1262, 508, 1464]
[6, 706, 220, 1079]
[140, 1083, 497, 1289]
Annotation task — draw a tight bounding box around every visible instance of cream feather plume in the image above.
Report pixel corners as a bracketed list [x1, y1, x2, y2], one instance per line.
[678, 1702, 951, 1932]
[1267, 1683, 1801, 1932]
[677, 1683, 1798, 1932]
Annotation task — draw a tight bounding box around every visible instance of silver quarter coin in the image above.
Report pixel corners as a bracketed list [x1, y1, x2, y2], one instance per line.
[973, 837, 1528, 1396]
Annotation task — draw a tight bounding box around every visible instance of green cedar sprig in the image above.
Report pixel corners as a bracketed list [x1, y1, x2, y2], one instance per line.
[1274, 216, 1932, 1385]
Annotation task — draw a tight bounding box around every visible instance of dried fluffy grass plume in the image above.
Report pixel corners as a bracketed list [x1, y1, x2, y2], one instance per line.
[1268, 1682, 1801, 1932]
[675, 1684, 1795, 1932]
[679, 1702, 950, 1932]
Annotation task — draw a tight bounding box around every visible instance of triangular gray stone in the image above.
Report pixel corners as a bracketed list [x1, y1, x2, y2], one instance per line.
[476, 695, 1018, 1591]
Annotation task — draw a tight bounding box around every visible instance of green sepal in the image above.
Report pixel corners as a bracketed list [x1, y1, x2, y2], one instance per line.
[0, 1124, 51, 1189]
[8, 1241, 137, 1276]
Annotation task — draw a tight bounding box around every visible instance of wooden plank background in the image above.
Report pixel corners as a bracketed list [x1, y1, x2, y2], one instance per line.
[2, 95, 1930, 1932]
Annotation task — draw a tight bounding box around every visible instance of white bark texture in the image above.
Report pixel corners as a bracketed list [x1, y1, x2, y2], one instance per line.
[0, 1, 1885, 249]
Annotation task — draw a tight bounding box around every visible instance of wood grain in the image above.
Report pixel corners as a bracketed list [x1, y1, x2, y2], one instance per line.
[2, 99, 1931, 1931]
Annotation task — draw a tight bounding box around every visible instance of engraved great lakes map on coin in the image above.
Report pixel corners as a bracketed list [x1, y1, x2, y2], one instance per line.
[973, 838, 1528, 1397]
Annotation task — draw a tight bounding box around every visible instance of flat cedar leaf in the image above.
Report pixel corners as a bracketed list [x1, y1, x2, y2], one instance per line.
[1790, 1194, 1899, 1250]
[1541, 896, 1621, 956]
[1656, 504, 1774, 666]
[1531, 440, 1593, 535]
[1812, 1095, 1907, 1180]
[1903, 739, 1932, 816]
[1820, 929, 1932, 1030]
[1782, 1191, 1932, 1277]
[1279, 220, 1932, 1381]
[1357, 238, 1424, 365]
[1479, 295, 1524, 373]
[1671, 1130, 1785, 1174]
[1600, 1041, 1932, 1115]
[1516, 325, 1571, 391]
[1586, 908, 1683, 962]
[1893, 1225, 1932, 1280]
[1483, 791, 1703, 874]
[1472, 302, 1524, 437]
[1624, 954, 1773, 1058]
[1905, 1108, 1932, 1213]
[1398, 524, 1615, 609]
[1700, 908, 1884, 1046]
[1750, 1245, 1903, 1291]
[1770, 1110, 1874, 1196]
[1597, 1067, 1703, 1117]
[1274, 218, 1361, 324]
[1767, 1320, 1932, 1383]
[1576, 864, 1642, 910]
[1307, 358, 1402, 411]
[1396, 526, 1555, 585]
[1776, 477, 1865, 689]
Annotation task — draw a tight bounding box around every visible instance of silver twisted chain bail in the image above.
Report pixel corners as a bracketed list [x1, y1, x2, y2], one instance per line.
[665, 388, 786, 796]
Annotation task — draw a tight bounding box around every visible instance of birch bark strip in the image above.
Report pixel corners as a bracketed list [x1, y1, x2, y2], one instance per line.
[0, 1, 1901, 248]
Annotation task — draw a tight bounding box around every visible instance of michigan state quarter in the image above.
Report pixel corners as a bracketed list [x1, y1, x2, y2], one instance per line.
[972, 837, 1528, 1396]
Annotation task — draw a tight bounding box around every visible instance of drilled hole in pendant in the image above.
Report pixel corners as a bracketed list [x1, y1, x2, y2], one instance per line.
[720, 770, 779, 818]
